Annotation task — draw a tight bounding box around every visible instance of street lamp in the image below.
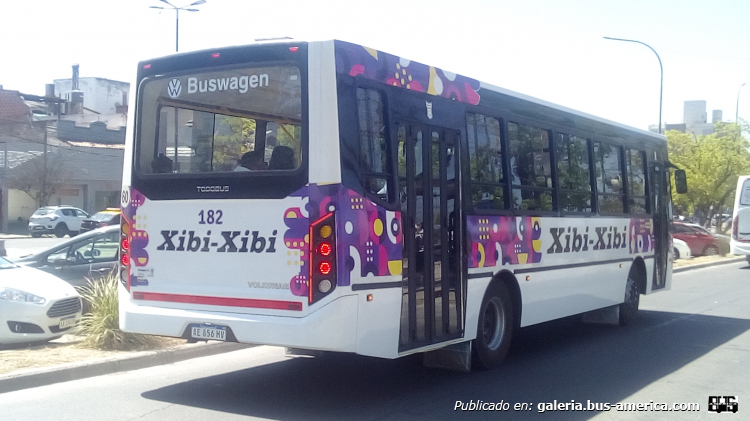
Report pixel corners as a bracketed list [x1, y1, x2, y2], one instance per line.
[150, 0, 206, 52]
[736, 82, 746, 125]
[604, 37, 663, 134]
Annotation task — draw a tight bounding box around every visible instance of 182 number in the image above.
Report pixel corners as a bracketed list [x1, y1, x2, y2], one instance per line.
[198, 210, 223, 224]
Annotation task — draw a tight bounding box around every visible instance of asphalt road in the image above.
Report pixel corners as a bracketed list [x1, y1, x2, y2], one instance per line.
[3, 237, 68, 259]
[1, 262, 748, 421]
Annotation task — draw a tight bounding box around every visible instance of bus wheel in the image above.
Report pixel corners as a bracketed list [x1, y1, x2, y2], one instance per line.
[619, 271, 640, 326]
[473, 282, 514, 370]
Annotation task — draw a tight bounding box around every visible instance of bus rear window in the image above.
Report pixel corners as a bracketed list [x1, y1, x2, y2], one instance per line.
[137, 65, 302, 175]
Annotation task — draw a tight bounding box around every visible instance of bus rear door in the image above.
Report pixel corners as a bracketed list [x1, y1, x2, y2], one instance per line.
[396, 121, 465, 351]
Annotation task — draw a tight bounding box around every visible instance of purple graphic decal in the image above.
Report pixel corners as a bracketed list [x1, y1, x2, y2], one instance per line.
[335, 40, 481, 105]
[283, 184, 403, 289]
[123, 188, 149, 287]
[282, 206, 310, 297]
[467, 216, 543, 268]
[629, 218, 654, 253]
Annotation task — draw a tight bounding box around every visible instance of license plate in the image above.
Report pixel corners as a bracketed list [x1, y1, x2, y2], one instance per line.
[59, 316, 77, 329]
[190, 325, 227, 341]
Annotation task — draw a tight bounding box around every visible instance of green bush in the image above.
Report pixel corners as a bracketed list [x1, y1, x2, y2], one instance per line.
[75, 273, 161, 351]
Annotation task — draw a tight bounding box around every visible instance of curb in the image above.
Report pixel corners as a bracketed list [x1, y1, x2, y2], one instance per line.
[0, 341, 252, 394]
[673, 256, 746, 273]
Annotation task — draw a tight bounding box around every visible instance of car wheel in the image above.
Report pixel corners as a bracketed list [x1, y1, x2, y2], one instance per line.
[30, 232, 42, 238]
[745, 255, 750, 265]
[702, 245, 719, 256]
[619, 269, 640, 326]
[673, 247, 680, 260]
[472, 282, 514, 370]
[54, 223, 69, 238]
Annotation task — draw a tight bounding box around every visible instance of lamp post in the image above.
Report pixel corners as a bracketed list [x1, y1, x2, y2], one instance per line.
[604, 37, 663, 134]
[150, 0, 206, 52]
[736, 82, 746, 125]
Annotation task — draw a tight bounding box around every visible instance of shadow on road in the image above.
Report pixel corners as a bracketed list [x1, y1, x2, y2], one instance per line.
[142, 310, 750, 420]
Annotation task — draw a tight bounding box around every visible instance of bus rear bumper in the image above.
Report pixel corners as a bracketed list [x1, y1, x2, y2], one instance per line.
[120, 293, 359, 353]
[730, 241, 750, 256]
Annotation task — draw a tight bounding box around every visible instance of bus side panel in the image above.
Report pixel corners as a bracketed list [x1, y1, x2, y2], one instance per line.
[354, 281, 402, 358]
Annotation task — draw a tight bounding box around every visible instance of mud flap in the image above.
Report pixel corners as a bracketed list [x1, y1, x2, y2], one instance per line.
[581, 305, 620, 325]
[423, 341, 472, 372]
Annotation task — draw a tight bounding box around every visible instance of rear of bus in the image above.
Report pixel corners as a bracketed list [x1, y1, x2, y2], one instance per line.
[119, 41, 362, 353]
[731, 175, 750, 262]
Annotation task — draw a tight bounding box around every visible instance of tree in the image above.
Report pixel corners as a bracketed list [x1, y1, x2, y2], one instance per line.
[667, 122, 750, 232]
[6, 152, 70, 210]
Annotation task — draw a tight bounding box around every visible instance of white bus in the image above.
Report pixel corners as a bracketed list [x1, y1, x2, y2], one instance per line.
[119, 40, 684, 369]
[731, 175, 750, 263]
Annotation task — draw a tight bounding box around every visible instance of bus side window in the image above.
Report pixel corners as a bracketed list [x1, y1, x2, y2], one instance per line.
[356, 88, 391, 202]
[594, 141, 625, 214]
[467, 113, 505, 210]
[626, 149, 649, 214]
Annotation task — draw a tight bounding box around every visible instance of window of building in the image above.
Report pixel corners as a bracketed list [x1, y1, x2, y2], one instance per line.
[357, 88, 390, 201]
[508, 122, 553, 211]
[594, 141, 625, 213]
[467, 113, 505, 210]
[556, 134, 593, 212]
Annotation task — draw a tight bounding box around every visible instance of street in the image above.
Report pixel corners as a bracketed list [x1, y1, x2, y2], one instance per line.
[0, 262, 748, 421]
[2, 237, 68, 259]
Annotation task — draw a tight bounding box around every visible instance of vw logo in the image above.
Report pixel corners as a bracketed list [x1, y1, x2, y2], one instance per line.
[167, 78, 182, 98]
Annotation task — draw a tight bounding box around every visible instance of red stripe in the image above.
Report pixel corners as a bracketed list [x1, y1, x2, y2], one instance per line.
[132, 291, 303, 311]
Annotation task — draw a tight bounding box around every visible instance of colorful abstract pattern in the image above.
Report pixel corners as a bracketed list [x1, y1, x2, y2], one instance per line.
[467, 216, 543, 268]
[629, 218, 655, 254]
[122, 188, 149, 286]
[283, 184, 403, 296]
[335, 40, 481, 105]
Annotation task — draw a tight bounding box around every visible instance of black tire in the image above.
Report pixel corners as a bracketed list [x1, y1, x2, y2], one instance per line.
[619, 270, 640, 326]
[702, 245, 719, 256]
[673, 247, 680, 260]
[54, 223, 69, 238]
[30, 232, 42, 238]
[472, 282, 514, 370]
[745, 255, 750, 265]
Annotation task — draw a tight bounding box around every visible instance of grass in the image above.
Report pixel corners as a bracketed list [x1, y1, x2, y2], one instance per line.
[75, 272, 162, 351]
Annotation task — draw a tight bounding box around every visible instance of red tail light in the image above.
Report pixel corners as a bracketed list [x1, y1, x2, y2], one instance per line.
[120, 218, 131, 291]
[308, 213, 336, 305]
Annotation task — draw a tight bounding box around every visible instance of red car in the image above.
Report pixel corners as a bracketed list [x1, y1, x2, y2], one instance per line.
[672, 222, 729, 256]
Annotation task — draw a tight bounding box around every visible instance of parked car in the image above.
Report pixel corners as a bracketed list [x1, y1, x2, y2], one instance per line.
[673, 238, 691, 260]
[79, 208, 121, 234]
[730, 175, 750, 264]
[12, 226, 120, 287]
[28, 206, 89, 238]
[673, 222, 730, 256]
[0, 255, 82, 345]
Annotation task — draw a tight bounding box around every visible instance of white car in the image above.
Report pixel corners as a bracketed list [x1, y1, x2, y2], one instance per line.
[673, 238, 691, 260]
[0, 256, 82, 345]
[28, 206, 89, 238]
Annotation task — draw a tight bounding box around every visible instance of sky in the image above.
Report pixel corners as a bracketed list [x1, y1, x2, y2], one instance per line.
[1, 0, 748, 132]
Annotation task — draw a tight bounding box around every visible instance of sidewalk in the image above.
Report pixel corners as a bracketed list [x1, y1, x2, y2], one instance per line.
[0, 254, 744, 394]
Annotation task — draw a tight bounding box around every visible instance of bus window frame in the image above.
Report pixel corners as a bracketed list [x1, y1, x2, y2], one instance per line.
[131, 59, 309, 200]
[135, 60, 306, 178]
[354, 84, 395, 207]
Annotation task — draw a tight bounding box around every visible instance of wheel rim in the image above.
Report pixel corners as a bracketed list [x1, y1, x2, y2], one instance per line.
[704, 246, 718, 256]
[483, 296, 505, 351]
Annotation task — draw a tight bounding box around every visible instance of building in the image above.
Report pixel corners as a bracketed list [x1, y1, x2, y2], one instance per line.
[651, 100, 724, 135]
[0, 78, 126, 233]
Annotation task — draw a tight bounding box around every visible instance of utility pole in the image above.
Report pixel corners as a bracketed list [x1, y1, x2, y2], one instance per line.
[41, 120, 48, 207]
